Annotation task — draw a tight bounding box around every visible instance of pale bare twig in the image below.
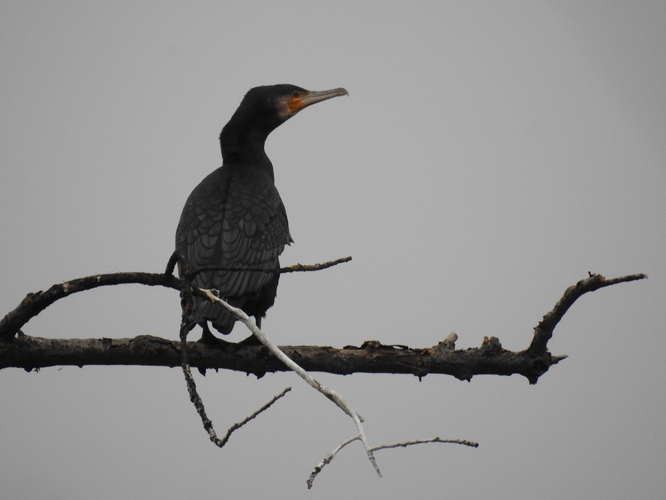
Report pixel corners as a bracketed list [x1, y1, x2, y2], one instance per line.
[307, 436, 479, 488]
[199, 288, 382, 479]
[307, 436, 360, 489]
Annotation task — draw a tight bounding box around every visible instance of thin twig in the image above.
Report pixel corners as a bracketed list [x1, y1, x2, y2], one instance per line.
[189, 256, 352, 279]
[307, 436, 479, 488]
[307, 436, 360, 489]
[0, 256, 352, 340]
[370, 437, 479, 451]
[177, 284, 291, 448]
[217, 387, 292, 444]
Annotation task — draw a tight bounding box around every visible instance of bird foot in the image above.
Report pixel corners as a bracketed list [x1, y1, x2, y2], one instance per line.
[198, 323, 234, 350]
[235, 334, 262, 347]
[197, 324, 261, 349]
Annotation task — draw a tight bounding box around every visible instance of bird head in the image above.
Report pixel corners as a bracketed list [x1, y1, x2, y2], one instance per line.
[274, 85, 349, 120]
[240, 84, 348, 124]
[220, 84, 348, 163]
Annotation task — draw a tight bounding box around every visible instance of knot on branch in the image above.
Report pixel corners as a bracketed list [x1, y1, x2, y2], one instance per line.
[480, 336, 503, 354]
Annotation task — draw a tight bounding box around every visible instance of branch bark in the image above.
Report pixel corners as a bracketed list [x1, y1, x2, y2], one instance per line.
[0, 331, 601, 383]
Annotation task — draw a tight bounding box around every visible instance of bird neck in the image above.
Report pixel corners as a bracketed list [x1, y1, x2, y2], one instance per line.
[219, 110, 279, 173]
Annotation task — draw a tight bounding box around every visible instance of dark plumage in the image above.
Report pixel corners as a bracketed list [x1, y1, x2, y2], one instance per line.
[176, 84, 347, 341]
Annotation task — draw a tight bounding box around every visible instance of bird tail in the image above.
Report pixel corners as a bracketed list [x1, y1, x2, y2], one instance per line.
[192, 297, 237, 334]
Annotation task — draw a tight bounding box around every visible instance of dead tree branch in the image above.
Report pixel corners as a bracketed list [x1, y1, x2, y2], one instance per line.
[0, 272, 646, 385]
[0, 256, 352, 341]
[527, 272, 647, 355]
[0, 334, 563, 382]
[0, 269, 647, 487]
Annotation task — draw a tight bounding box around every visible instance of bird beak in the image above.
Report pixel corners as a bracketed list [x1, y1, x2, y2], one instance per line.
[287, 88, 348, 114]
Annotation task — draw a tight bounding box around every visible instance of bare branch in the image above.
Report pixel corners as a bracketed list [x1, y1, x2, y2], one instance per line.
[370, 437, 479, 452]
[0, 272, 182, 341]
[218, 387, 292, 442]
[0, 256, 352, 341]
[190, 256, 352, 278]
[308, 436, 360, 489]
[177, 279, 220, 444]
[528, 273, 647, 355]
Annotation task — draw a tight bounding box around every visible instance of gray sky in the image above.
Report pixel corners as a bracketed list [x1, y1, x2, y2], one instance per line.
[1, 1, 665, 498]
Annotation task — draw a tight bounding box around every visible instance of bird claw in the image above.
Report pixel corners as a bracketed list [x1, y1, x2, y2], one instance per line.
[197, 323, 260, 350]
[198, 323, 234, 349]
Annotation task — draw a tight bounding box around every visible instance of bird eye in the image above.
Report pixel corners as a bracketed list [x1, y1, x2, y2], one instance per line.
[292, 91, 300, 98]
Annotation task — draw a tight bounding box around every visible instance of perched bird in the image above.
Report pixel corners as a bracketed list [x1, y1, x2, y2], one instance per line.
[176, 84, 348, 343]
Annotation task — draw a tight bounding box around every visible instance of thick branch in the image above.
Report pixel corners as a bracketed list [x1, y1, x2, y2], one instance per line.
[0, 334, 563, 383]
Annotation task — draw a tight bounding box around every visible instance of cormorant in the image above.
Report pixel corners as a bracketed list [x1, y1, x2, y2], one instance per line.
[176, 84, 347, 343]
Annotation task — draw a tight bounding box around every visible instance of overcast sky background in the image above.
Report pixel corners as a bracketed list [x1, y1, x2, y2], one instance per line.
[1, 1, 665, 498]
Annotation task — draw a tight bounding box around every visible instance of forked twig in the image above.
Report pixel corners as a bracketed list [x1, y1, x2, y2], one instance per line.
[307, 437, 479, 488]
[177, 278, 290, 448]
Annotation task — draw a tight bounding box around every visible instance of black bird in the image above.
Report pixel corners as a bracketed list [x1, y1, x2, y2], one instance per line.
[176, 84, 347, 343]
